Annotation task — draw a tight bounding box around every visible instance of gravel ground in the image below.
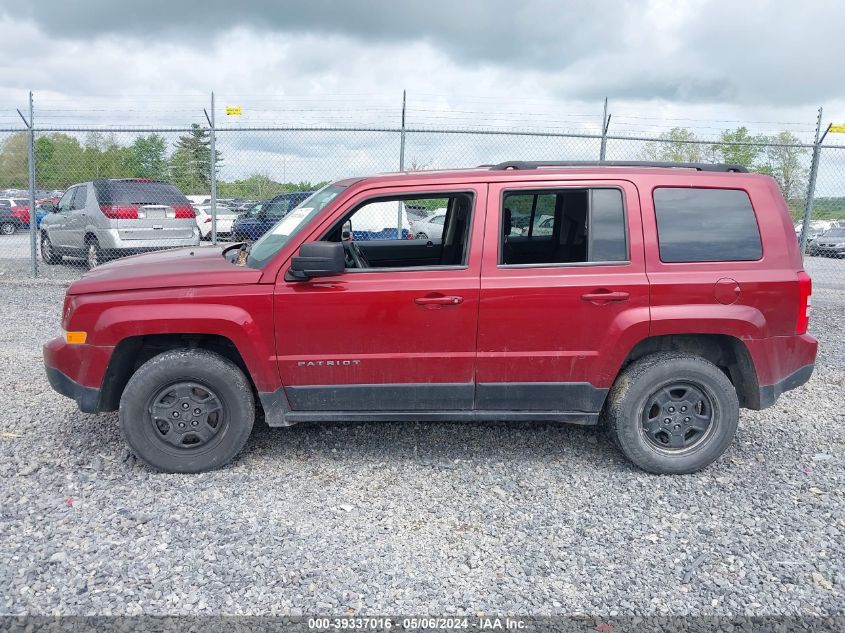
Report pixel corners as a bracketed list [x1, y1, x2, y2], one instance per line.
[0, 281, 842, 618]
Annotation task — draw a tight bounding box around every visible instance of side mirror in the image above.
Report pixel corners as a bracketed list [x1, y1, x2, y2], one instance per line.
[44, 202, 58, 213]
[286, 241, 345, 282]
[341, 220, 353, 241]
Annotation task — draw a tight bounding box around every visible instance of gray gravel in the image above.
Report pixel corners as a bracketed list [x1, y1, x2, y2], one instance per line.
[0, 281, 842, 617]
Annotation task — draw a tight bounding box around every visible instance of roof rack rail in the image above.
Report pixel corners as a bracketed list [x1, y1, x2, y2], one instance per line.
[488, 160, 748, 173]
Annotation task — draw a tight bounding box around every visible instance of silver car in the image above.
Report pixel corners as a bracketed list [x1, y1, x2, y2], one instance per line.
[40, 179, 200, 268]
[412, 208, 447, 240]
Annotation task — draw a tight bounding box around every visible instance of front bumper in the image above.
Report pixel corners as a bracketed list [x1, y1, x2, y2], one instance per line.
[43, 337, 113, 413]
[46, 366, 102, 413]
[814, 247, 845, 257]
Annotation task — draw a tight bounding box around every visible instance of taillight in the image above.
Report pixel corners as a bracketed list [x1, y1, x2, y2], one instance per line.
[174, 205, 195, 219]
[99, 204, 138, 219]
[796, 271, 812, 335]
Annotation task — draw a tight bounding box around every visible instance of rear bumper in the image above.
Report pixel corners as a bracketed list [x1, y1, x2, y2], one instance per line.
[758, 363, 815, 409]
[97, 228, 200, 250]
[199, 219, 236, 237]
[749, 333, 817, 409]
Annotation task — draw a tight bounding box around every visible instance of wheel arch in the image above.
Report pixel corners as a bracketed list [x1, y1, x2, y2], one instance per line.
[98, 333, 258, 412]
[618, 333, 761, 409]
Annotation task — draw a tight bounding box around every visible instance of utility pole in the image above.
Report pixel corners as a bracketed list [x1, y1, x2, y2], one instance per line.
[799, 107, 824, 258]
[398, 89, 406, 238]
[205, 92, 218, 244]
[599, 97, 611, 162]
[18, 92, 37, 277]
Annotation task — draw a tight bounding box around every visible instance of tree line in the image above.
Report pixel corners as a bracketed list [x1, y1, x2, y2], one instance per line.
[640, 127, 813, 216]
[0, 125, 828, 217]
[0, 125, 324, 200]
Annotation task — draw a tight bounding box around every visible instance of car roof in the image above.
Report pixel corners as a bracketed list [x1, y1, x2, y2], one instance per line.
[271, 191, 314, 200]
[345, 163, 768, 190]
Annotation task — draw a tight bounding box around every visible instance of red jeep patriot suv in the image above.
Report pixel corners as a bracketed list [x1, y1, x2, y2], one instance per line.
[44, 161, 817, 474]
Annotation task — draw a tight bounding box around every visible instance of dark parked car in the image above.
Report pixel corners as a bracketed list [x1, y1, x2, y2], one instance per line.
[809, 228, 845, 258]
[231, 191, 314, 241]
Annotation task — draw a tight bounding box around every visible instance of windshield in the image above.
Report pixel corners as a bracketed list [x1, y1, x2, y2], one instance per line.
[246, 184, 346, 268]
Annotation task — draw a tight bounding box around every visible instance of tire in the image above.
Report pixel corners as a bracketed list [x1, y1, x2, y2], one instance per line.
[40, 232, 62, 264]
[416, 232, 428, 240]
[605, 352, 739, 474]
[86, 238, 101, 269]
[0, 222, 15, 236]
[119, 349, 255, 473]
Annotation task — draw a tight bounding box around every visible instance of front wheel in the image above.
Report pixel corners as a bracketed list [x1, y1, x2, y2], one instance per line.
[605, 352, 739, 474]
[0, 222, 15, 235]
[119, 349, 255, 473]
[41, 233, 62, 264]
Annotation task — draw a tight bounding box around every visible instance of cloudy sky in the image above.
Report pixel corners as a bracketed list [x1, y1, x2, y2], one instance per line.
[1, 0, 843, 186]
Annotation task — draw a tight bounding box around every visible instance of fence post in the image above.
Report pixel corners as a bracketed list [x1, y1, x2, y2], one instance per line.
[209, 91, 218, 245]
[799, 107, 823, 258]
[599, 97, 611, 162]
[25, 92, 37, 277]
[398, 89, 406, 238]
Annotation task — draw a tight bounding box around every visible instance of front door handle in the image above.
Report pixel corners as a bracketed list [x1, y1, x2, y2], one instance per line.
[414, 295, 463, 306]
[581, 290, 630, 304]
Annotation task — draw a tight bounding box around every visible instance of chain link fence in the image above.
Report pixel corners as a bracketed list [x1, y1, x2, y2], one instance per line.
[0, 99, 843, 289]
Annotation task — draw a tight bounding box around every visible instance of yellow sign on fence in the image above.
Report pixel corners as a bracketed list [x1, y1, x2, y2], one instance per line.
[225, 106, 242, 116]
[829, 124, 845, 133]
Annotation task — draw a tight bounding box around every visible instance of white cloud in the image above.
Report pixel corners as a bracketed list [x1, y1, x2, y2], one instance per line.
[0, 2, 844, 194]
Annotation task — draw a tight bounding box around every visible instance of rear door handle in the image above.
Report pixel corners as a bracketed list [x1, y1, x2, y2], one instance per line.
[414, 295, 463, 306]
[581, 290, 630, 303]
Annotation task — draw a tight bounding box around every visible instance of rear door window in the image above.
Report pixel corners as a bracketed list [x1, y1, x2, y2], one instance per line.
[653, 187, 762, 262]
[500, 188, 627, 265]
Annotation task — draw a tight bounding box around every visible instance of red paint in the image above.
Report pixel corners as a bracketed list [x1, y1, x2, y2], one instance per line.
[10, 206, 29, 223]
[44, 166, 817, 411]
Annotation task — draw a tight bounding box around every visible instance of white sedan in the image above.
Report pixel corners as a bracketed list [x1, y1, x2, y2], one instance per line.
[412, 209, 447, 240]
[194, 205, 240, 240]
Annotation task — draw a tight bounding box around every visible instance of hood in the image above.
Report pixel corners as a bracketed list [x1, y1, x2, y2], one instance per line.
[67, 246, 263, 295]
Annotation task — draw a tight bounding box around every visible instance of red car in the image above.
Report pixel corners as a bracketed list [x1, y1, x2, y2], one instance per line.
[44, 161, 816, 474]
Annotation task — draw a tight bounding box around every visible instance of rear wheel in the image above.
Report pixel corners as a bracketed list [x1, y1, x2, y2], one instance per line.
[605, 352, 739, 474]
[41, 232, 62, 264]
[119, 349, 255, 473]
[0, 222, 15, 235]
[86, 238, 101, 269]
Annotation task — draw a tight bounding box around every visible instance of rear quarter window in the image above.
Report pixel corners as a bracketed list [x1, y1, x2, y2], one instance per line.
[653, 187, 762, 262]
